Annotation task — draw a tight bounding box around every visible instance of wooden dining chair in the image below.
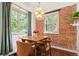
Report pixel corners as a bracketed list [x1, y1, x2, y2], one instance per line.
[16, 41, 34, 56]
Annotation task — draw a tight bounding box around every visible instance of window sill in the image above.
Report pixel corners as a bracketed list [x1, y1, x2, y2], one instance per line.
[44, 32, 59, 35]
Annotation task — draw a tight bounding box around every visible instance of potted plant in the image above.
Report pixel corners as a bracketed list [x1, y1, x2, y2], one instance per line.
[33, 29, 39, 39]
[33, 29, 39, 33]
[69, 11, 79, 23]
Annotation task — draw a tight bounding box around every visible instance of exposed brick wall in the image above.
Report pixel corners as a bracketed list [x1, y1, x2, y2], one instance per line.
[36, 19, 44, 40]
[36, 5, 77, 50]
[58, 5, 77, 50]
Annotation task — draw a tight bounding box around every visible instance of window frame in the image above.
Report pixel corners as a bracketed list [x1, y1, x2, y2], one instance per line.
[44, 11, 59, 34]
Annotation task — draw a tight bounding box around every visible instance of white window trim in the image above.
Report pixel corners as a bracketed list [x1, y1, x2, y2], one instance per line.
[44, 11, 59, 34]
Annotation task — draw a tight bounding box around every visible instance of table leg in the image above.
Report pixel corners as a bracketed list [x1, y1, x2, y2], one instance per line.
[49, 43, 51, 56]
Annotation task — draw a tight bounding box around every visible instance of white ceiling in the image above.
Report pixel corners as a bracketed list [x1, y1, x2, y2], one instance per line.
[14, 2, 77, 12]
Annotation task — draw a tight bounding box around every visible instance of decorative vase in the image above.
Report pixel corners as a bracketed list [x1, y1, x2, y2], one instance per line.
[33, 29, 39, 40]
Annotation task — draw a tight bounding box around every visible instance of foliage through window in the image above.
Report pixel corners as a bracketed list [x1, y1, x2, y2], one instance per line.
[10, 8, 28, 34]
[44, 12, 59, 34]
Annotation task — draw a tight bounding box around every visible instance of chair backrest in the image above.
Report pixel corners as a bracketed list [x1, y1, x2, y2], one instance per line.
[16, 41, 33, 56]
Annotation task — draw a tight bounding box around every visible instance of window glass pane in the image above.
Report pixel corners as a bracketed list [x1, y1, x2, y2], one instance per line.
[44, 12, 59, 34]
[11, 9, 28, 34]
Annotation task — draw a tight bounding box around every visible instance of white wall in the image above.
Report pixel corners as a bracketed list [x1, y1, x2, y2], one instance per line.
[76, 3, 79, 50]
[77, 24, 79, 50]
[77, 3, 79, 11]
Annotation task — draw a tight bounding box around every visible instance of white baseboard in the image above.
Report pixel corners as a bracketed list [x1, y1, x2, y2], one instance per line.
[51, 45, 79, 54]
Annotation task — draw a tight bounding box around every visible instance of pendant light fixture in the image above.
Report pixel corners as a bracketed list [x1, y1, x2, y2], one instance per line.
[34, 2, 44, 20]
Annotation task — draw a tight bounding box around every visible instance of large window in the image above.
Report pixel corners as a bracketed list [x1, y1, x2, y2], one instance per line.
[44, 12, 59, 34]
[11, 9, 28, 35]
[10, 4, 28, 51]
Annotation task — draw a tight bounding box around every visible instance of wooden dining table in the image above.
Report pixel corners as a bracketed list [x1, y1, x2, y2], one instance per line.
[21, 36, 52, 56]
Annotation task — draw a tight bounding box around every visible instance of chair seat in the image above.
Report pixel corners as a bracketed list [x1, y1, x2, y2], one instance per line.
[16, 40, 34, 56]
